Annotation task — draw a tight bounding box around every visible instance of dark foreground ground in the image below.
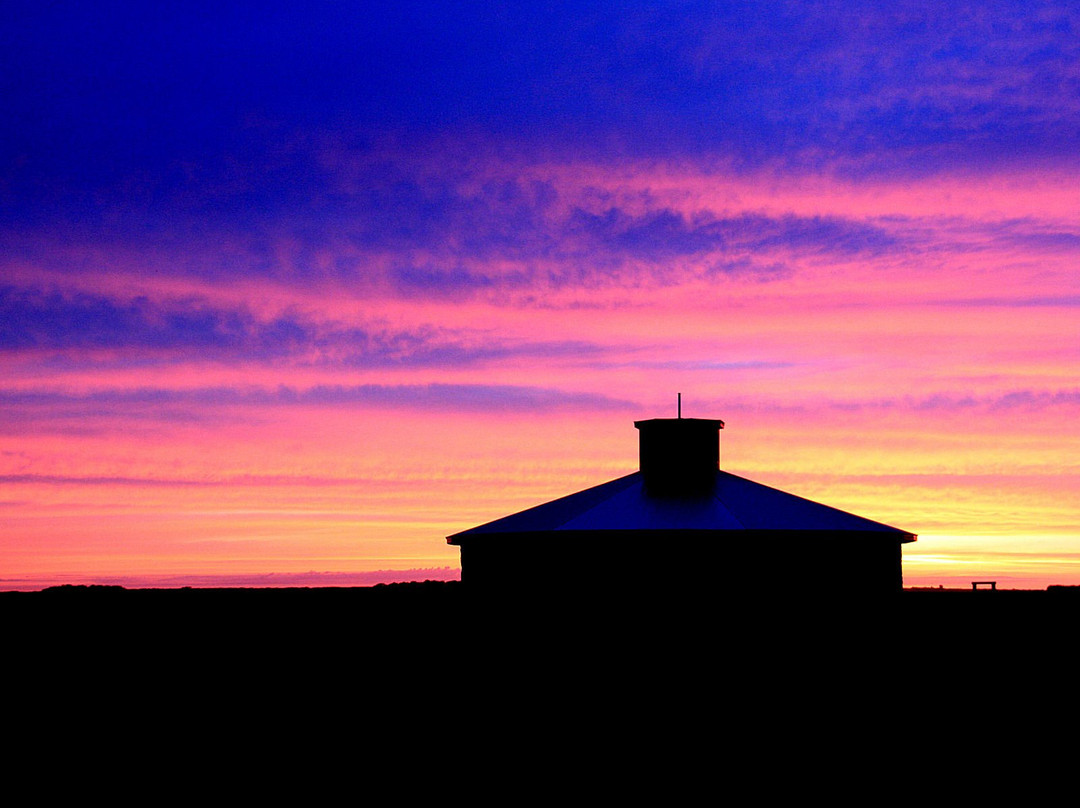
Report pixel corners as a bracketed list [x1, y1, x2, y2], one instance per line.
[6, 578, 1077, 642]
[4, 582, 1075, 795]
[6, 580, 1077, 668]
[7, 578, 1078, 628]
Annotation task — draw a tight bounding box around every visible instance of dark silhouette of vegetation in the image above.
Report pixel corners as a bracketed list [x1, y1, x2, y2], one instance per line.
[5, 580, 1078, 649]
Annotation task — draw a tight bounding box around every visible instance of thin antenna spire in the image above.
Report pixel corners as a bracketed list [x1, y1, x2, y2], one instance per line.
[678, 392, 682, 419]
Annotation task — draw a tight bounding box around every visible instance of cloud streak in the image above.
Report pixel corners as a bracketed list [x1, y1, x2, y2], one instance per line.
[0, 284, 625, 368]
[0, 382, 638, 420]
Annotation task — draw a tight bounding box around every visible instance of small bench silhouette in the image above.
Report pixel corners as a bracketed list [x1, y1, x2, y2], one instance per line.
[972, 581, 997, 590]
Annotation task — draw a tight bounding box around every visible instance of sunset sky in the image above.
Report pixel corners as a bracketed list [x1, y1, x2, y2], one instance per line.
[3, 1, 1078, 590]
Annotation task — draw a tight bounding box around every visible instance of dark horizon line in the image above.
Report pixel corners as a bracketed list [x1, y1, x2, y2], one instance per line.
[4, 580, 1079, 595]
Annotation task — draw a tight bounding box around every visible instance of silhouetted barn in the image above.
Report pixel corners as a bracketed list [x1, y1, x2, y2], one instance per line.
[447, 417, 916, 594]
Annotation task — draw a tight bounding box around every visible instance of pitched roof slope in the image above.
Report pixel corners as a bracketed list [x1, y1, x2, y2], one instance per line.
[447, 471, 916, 542]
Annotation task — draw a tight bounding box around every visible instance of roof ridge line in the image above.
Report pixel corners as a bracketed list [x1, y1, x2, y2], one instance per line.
[712, 473, 748, 528]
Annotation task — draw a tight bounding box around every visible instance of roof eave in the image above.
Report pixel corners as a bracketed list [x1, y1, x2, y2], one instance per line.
[449, 527, 918, 545]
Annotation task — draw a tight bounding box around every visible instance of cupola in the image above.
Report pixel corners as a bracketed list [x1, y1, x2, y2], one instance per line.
[634, 416, 724, 496]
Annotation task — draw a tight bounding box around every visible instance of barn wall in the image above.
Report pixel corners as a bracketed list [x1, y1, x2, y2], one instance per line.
[457, 530, 905, 597]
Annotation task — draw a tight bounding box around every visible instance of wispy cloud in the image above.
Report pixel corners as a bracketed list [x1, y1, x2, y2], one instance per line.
[0, 284, 620, 368]
[0, 285, 304, 357]
[822, 390, 1080, 414]
[932, 295, 1080, 308]
[0, 382, 638, 424]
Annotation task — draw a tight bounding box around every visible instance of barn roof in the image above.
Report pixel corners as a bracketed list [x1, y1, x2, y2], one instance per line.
[447, 470, 917, 543]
